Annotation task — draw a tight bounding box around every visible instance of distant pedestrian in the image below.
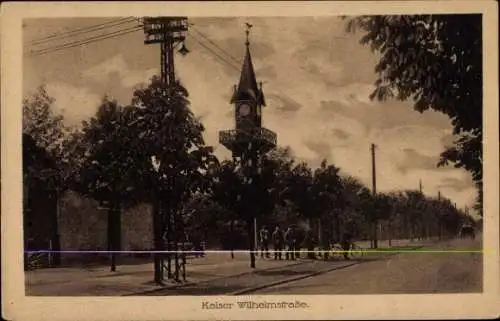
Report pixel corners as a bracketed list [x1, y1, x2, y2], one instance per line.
[191, 233, 204, 258]
[259, 225, 270, 258]
[340, 232, 352, 260]
[303, 230, 316, 259]
[294, 230, 302, 259]
[272, 225, 284, 260]
[284, 227, 296, 260]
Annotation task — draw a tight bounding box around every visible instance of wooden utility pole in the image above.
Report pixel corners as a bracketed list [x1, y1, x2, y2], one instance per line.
[143, 16, 189, 284]
[371, 143, 378, 249]
[437, 190, 443, 240]
[419, 179, 423, 193]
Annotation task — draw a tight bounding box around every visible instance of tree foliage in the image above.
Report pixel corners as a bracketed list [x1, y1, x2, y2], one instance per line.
[23, 86, 67, 158]
[74, 98, 152, 207]
[344, 14, 483, 213]
[22, 86, 72, 193]
[130, 77, 216, 210]
[23, 78, 478, 255]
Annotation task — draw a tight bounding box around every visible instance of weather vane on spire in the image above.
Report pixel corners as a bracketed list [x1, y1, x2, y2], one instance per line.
[245, 22, 253, 46]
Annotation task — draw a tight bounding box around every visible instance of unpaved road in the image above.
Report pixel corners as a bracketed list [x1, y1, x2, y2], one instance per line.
[252, 237, 482, 294]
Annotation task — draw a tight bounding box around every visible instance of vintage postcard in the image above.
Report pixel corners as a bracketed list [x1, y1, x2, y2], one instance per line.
[1, 1, 499, 320]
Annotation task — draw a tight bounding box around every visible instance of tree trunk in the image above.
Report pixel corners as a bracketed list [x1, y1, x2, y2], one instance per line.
[388, 220, 392, 247]
[51, 191, 61, 267]
[165, 200, 172, 280]
[107, 203, 120, 273]
[230, 219, 235, 259]
[248, 220, 256, 268]
[153, 198, 163, 283]
[115, 204, 121, 267]
[107, 208, 115, 272]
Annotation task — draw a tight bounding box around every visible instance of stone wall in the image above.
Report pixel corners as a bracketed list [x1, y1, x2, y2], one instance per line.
[121, 203, 153, 250]
[58, 191, 153, 251]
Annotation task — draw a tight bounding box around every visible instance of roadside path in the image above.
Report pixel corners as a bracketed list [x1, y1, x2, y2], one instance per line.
[140, 239, 430, 296]
[25, 238, 431, 296]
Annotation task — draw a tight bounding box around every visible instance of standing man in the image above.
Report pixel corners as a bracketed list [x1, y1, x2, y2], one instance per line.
[272, 225, 283, 260]
[303, 229, 316, 259]
[284, 227, 296, 260]
[340, 232, 352, 260]
[294, 229, 302, 259]
[259, 225, 270, 258]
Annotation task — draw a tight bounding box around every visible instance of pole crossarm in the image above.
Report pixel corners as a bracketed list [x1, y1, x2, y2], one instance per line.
[143, 17, 188, 44]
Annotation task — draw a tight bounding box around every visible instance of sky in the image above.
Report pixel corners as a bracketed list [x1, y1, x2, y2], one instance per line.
[22, 16, 478, 216]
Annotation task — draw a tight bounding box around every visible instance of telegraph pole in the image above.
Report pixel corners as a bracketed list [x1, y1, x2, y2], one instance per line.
[371, 143, 378, 249]
[437, 190, 443, 240]
[419, 179, 423, 193]
[143, 16, 189, 284]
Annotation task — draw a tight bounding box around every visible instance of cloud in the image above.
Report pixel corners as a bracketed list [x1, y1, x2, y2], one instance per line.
[440, 132, 456, 148]
[82, 54, 157, 89]
[332, 129, 350, 141]
[437, 176, 474, 193]
[303, 140, 334, 164]
[266, 93, 302, 112]
[25, 17, 478, 213]
[45, 82, 101, 127]
[397, 148, 440, 173]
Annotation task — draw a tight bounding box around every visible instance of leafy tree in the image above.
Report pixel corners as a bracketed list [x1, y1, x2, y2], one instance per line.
[337, 175, 370, 240]
[310, 160, 343, 250]
[282, 162, 315, 222]
[23, 133, 58, 269]
[257, 146, 296, 223]
[23, 86, 67, 159]
[74, 98, 152, 271]
[130, 76, 215, 281]
[473, 181, 483, 217]
[373, 193, 395, 245]
[209, 159, 245, 256]
[76, 98, 152, 206]
[22, 86, 75, 266]
[180, 193, 226, 249]
[345, 15, 483, 213]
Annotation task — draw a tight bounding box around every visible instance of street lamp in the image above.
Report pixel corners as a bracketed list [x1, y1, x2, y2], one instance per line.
[178, 41, 190, 56]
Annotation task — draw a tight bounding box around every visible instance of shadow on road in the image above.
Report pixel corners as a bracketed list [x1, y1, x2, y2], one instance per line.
[252, 269, 317, 277]
[356, 256, 392, 262]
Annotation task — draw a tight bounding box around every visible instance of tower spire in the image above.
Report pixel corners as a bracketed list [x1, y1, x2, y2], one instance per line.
[230, 22, 265, 106]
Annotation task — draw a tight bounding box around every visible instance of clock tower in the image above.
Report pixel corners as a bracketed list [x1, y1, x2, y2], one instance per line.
[219, 23, 277, 269]
[219, 24, 276, 158]
[230, 29, 266, 132]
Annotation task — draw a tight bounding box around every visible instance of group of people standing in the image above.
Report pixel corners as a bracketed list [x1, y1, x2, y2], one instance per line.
[258, 225, 355, 261]
[258, 225, 300, 260]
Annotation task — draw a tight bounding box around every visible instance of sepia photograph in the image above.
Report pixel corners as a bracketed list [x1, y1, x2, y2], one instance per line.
[2, 1, 499, 320]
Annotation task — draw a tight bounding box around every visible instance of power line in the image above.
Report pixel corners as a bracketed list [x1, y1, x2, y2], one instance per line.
[27, 17, 139, 45]
[26, 19, 243, 73]
[25, 18, 295, 109]
[187, 29, 298, 101]
[27, 25, 143, 57]
[188, 32, 240, 72]
[190, 25, 241, 65]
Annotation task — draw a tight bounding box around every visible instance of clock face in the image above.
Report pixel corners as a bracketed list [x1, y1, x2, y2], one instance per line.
[238, 104, 251, 117]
